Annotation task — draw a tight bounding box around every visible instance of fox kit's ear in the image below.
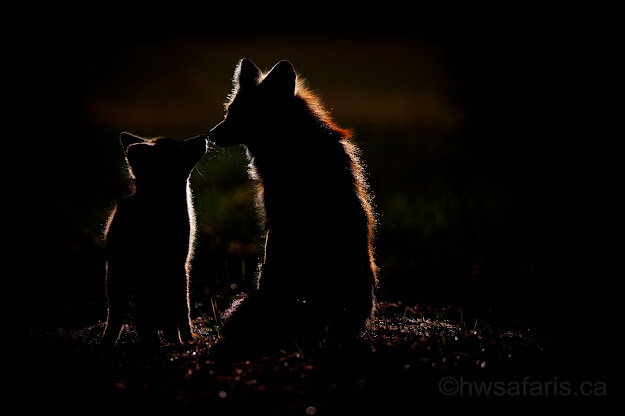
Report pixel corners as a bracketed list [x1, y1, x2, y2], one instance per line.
[120, 132, 145, 153]
[235, 58, 261, 88]
[262, 60, 296, 97]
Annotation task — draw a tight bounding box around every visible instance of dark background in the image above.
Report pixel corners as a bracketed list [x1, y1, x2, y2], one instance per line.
[9, 14, 610, 377]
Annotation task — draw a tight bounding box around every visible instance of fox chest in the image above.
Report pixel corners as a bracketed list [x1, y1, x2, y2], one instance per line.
[106, 207, 191, 259]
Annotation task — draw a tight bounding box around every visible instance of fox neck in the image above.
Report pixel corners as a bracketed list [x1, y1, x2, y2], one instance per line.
[246, 117, 335, 179]
[132, 177, 191, 202]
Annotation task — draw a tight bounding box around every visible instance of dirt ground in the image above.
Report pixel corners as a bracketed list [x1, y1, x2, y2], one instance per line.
[11, 301, 579, 414]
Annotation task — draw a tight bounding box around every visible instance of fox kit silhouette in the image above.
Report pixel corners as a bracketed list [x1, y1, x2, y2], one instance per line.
[101, 132, 207, 345]
[209, 59, 377, 354]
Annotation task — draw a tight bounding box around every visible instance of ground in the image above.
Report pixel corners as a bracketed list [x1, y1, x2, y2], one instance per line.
[11, 301, 577, 414]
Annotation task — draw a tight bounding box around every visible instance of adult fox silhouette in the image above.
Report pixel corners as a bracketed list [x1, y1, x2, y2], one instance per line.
[101, 132, 207, 345]
[209, 59, 377, 354]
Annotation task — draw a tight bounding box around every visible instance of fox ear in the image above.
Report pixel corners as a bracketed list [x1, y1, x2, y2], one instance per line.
[262, 60, 296, 97]
[120, 132, 145, 153]
[235, 58, 261, 88]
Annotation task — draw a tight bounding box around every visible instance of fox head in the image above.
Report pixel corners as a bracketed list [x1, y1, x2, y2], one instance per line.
[120, 132, 208, 183]
[209, 59, 298, 148]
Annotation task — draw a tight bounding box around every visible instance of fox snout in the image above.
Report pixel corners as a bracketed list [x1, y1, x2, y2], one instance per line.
[188, 134, 208, 146]
[208, 119, 241, 148]
[186, 134, 209, 155]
